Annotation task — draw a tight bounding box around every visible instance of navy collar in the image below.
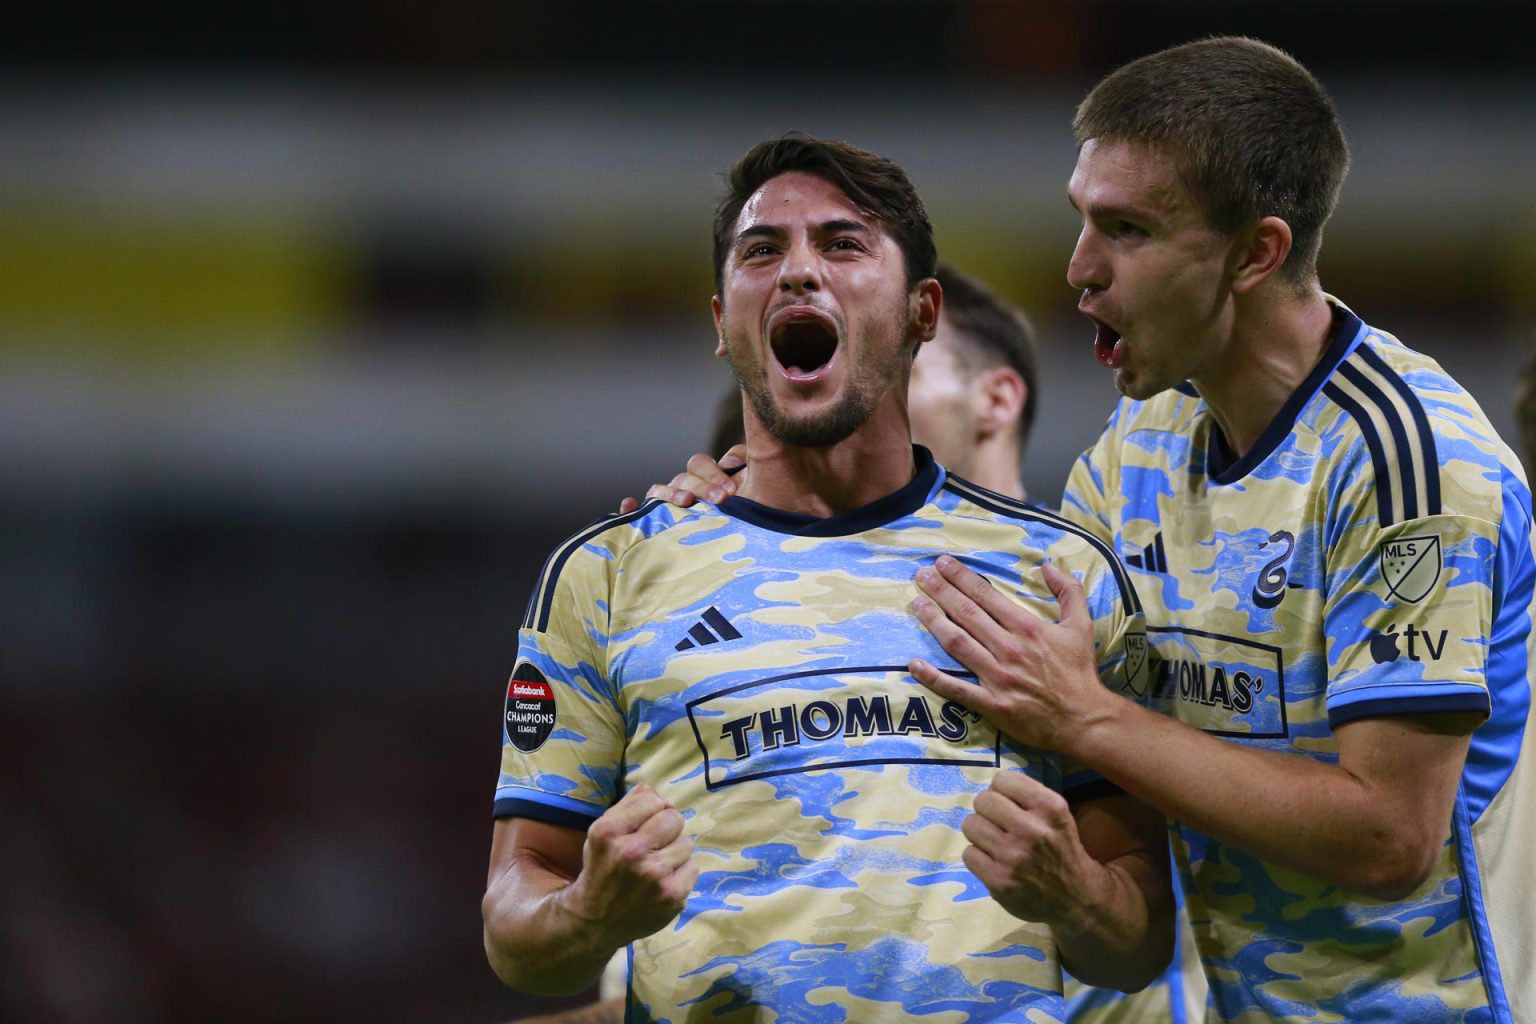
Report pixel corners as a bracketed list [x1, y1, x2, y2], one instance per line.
[718, 445, 942, 536]
[1205, 303, 1367, 483]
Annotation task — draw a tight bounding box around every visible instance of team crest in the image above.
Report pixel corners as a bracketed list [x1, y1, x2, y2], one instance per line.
[1123, 632, 1149, 697]
[1379, 535, 1441, 603]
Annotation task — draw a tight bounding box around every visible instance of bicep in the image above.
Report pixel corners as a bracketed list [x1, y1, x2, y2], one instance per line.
[487, 815, 588, 891]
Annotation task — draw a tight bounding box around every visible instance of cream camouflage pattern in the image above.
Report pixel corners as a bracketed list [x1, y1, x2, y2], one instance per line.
[1062, 299, 1535, 1023]
[497, 451, 1151, 1023]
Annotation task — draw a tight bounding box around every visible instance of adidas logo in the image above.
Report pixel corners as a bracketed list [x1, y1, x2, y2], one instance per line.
[675, 607, 743, 651]
[1125, 533, 1168, 573]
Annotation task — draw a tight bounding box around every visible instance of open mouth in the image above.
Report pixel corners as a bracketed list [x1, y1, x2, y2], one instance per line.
[1087, 315, 1125, 369]
[770, 310, 839, 379]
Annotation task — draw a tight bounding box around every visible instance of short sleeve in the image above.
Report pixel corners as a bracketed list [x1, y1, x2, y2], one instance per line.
[494, 548, 627, 828]
[1324, 510, 1496, 727]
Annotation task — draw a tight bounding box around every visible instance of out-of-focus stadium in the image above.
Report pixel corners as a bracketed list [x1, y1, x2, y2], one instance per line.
[2, 2, 1532, 1021]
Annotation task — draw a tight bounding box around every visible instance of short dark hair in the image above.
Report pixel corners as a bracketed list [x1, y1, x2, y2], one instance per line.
[934, 263, 1039, 450]
[712, 133, 938, 294]
[1073, 36, 1350, 286]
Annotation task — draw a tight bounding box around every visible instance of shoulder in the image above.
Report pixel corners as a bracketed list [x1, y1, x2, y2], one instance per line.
[939, 475, 1141, 616]
[1316, 325, 1512, 527]
[521, 500, 722, 633]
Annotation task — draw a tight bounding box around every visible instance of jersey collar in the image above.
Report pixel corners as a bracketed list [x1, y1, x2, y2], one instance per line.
[1203, 299, 1368, 483]
[717, 445, 944, 536]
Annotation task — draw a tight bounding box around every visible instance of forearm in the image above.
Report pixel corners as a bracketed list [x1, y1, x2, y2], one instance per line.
[1073, 700, 1445, 898]
[1053, 848, 1173, 991]
[482, 857, 619, 996]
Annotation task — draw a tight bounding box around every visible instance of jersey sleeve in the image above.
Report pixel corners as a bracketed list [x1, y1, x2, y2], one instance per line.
[494, 538, 627, 829]
[1322, 447, 1500, 727]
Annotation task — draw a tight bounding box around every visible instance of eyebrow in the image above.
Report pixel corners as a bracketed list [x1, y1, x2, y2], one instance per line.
[734, 218, 875, 245]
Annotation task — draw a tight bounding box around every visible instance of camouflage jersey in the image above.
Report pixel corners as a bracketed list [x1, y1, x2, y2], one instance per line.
[1062, 299, 1536, 1023]
[496, 447, 1149, 1023]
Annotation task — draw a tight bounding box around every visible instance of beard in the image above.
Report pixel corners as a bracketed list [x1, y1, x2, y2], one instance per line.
[726, 304, 912, 449]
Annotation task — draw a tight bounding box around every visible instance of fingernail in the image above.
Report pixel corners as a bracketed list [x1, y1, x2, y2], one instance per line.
[707, 487, 726, 503]
[912, 596, 932, 614]
[936, 555, 955, 570]
[916, 567, 935, 585]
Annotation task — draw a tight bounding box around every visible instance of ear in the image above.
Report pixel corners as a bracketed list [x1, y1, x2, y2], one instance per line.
[1231, 216, 1293, 295]
[974, 366, 1027, 439]
[712, 295, 726, 358]
[908, 277, 942, 353]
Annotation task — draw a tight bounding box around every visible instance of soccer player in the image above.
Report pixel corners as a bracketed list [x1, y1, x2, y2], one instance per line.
[903, 37, 1536, 1022]
[482, 135, 1175, 1022]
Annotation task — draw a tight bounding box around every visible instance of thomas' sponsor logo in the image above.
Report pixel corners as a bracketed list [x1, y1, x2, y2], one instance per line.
[1369, 623, 1448, 664]
[505, 663, 556, 752]
[1380, 535, 1441, 603]
[1146, 627, 1288, 738]
[717, 694, 981, 760]
[1150, 656, 1263, 713]
[688, 666, 997, 789]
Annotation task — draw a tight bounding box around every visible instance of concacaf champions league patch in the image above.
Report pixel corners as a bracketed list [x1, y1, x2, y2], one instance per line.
[505, 663, 557, 752]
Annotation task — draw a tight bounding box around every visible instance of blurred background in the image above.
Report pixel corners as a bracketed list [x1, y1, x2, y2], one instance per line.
[2, 1, 1533, 1021]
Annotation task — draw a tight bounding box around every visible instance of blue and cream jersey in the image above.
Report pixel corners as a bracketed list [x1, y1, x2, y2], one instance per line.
[1063, 299, 1536, 1024]
[497, 448, 1149, 1024]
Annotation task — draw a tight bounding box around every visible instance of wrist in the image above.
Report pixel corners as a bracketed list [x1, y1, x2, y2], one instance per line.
[1067, 685, 1137, 767]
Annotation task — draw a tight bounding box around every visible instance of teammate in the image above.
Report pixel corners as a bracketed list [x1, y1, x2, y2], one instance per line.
[483, 135, 1175, 1022]
[903, 37, 1536, 1022]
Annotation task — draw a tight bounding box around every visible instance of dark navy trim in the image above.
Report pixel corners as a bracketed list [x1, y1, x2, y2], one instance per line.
[1321, 380, 1397, 526]
[717, 445, 941, 537]
[1207, 305, 1366, 483]
[1338, 360, 1421, 518]
[526, 500, 662, 632]
[1358, 344, 1442, 516]
[944, 476, 1142, 617]
[1063, 777, 1126, 805]
[492, 797, 599, 829]
[1327, 692, 1491, 728]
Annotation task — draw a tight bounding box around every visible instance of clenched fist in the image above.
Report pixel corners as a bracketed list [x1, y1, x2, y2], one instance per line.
[566, 783, 699, 946]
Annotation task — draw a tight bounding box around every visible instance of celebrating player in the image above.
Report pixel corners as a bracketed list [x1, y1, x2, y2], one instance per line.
[482, 135, 1174, 1021]
[904, 37, 1535, 1022]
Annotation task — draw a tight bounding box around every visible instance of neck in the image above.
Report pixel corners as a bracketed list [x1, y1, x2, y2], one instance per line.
[1189, 288, 1335, 459]
[736, 403, 918, 517]
[954, 436, 1026, 501]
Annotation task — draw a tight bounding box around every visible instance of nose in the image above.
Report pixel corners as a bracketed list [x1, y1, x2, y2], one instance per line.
[1066, 224, 1105, 294]
[777, 237, 822, 294]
